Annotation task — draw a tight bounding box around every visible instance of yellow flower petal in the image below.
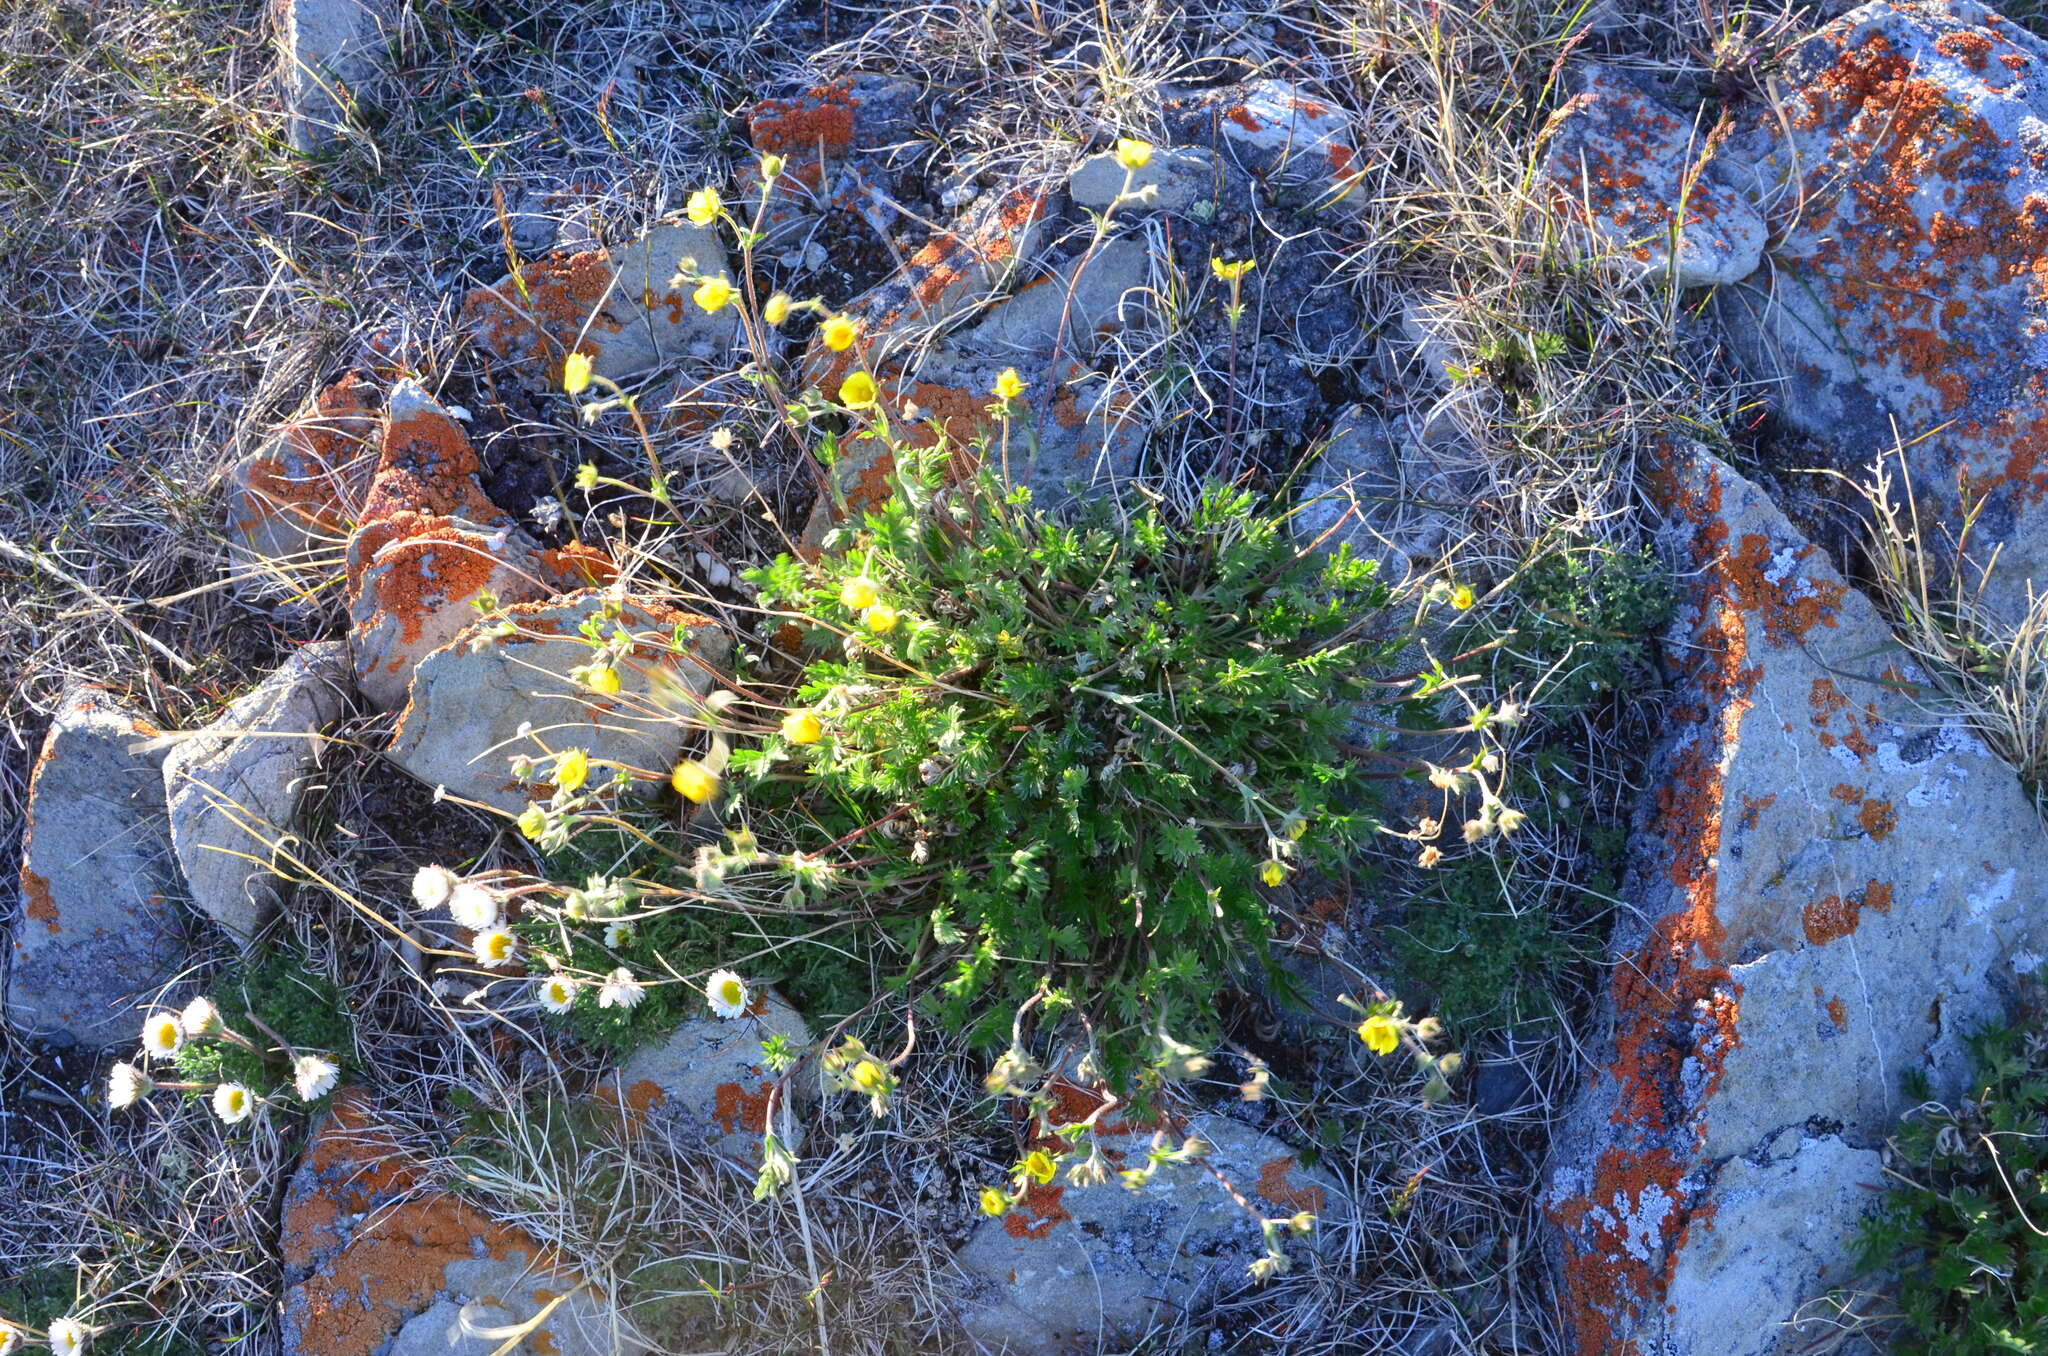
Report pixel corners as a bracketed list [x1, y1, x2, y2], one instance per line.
[562, 351, 594, 395]
[671, 760, 719, 804]
[819, 313, 859, 352]
[839, 576, 879, 611]
[1115, 137, 1154, 170]
[838, 370, 879, 409]
[781, 709, 824, 744]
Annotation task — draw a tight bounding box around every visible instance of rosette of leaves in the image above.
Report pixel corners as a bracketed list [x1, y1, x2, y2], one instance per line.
[741, 448, 1418, 1087]
[1856, 1009, 2048, 1351]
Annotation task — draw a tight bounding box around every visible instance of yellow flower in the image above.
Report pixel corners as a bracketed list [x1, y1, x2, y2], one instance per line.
[781, 709, 824, 744]
[1261, 859, 1287, 888]
[992, 367, 1026, 400]
[759, 153, 786, 179]
[1358, 1014, 1401, 1056]
[575, 463, 599, 492]
[1115, 136, 1154, 170]
[1210, 257, 1256, 282]
[589, 665, 622, 695]
[979, 1187, 1010, 1217]
[556, 748, 590, 794]
[839, 576, 880, 610]
[562, 351, 594, 395]
[1023, 1149, 1058, 1185]
[1449, 584, 1476, 611]
[763, 292, 793, 326]
[838, 370, 879, 409]
[671, 759, 719, 804]
[819, 313, 859, 352]
[864, 603, 899, 634]
[694, 277, 736, 313]
[686, 186, 723, 225]
[852, 1058, 887, 1090]
[518, 805, 547, 840]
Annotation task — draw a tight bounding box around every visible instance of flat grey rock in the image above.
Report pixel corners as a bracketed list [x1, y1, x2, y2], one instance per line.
[10, 685, 187, 1046]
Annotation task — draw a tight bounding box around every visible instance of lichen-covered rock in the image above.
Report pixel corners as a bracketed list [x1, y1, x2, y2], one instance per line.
[1717, 0, 2048, 616]
[162, 642, 350, 942]
[1209, 79, 1365, 215]
[227, 373, 378, 594]
[9, 686, 186, 1047]
[1540, 63, 1767, 287]
[461, 220, 735, 390]
[743, 75, 922, 246]
[345, 381, 610, 710]
[282, 1092, 642, 1356]
[275, 0, 398, 152]
[955, 1089, 1344, 1355]
[807, 185, 1053, 379]
[1543, 446, 2048, 1355]
[1069, 145, 1220, 215]
[606, 989, 812, 1159]
[387, 590, 729, 813]
[800, 234, 1153, 547]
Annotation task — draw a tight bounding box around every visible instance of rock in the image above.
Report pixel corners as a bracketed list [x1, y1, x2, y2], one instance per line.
[282, 1092, 642, 1356]
[744, 75, 922, 246]
[227, 373, 378, 595]
[808, 185, 1053, 377]
[387, 590, 729, 813]
[461, 219, 735, 390]
[1543, 446, 2048, 1355]
[162, 643, 351, 942]
[1211, 79, 1366, 215]
[9, 686, 187, 1047]
[1069, 146, 1220, 215]
[605, 988, 812, 1159]
[275, 0, 398, 153]
[801, 233, 1154, 546]
[1716, 0, 2048, 617]
[345, 381, 611, 710]
[955, 1091, 1345, 1355]
[1294, 405, 1469, 583]
[1540, 64, 1766, 287]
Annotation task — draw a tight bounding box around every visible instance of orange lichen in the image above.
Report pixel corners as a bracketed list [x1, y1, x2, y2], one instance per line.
[1801, 879, 1893, 945]
[20, 867, 58, 932]
[1003, 1180, 1070, 1240]
[461, 248, 619, 385]
[712, 1080, 773, 1136]
[1254, 1157, 1326, 1213]
[750, 80, 861, 156]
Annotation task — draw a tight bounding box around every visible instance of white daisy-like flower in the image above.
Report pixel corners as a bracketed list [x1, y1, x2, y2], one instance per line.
[142, 1012, 184, 1062]
[448, 882, 501, 932]
[108, 1062, 153, 1110]
[597, 968, 644, 1010]
[179, 996, 220, 1036]
[535, 975, 578, 1014]
[47, 1317, 87, 1356]
[602, 919, 634, 948]
[705, 969, 749, 1019]
[412, 865, 459, 910]
[293, 1054, 340, 1101]
[473, 928, 518, 968]
[212, 1082, 255, 1125]
[0, 1318, 22, 1355]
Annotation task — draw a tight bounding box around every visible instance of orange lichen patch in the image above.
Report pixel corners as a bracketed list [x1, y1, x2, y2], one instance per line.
[461, 248, 619, 385]
[1858, 797, 1898, 842]
[712, 1080, 773, 1136]
[1254, 1157, 1325, 1213]
[538, 540, 618, 589]
[360, 401, 502, 531]
[20, 867, 58, 933]
[1821, 990, 1849, 1031]
[1801, 879, 1894, 945]
[1003, 1180, 1070, 1240]
[1737, 792, 1776, 830]
[750, 80, 861, 156]
[235, 376, 380, 541]
[348, 515, 518, 644]
[1936, 29, 1994, 70]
